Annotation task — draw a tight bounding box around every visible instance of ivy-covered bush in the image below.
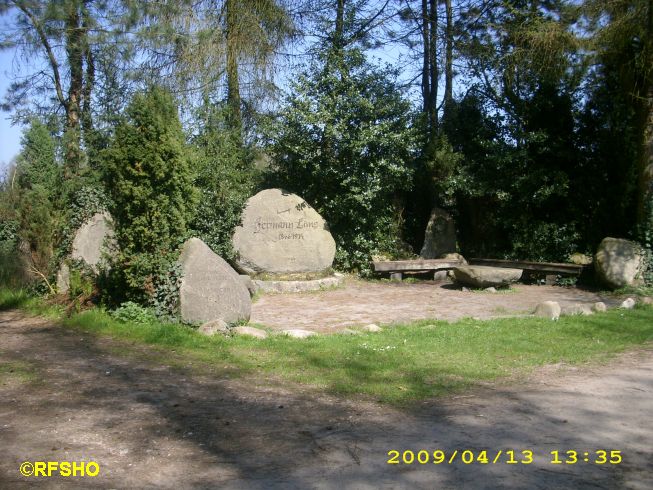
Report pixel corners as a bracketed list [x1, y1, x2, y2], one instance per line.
[190, 104, 259, 260]
[101, 86, 197, 306]
[55, 185, 110, 264]
[267, 48, 419, 274]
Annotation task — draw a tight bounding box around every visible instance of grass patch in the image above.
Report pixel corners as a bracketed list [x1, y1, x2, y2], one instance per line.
[612, 285, 653, 297]
[244, 309, 653, 404]
[0, 288, 64, 318]
[3, 287, 653, 405]
[0, 288, 34, 310]
[0, 360, 40, 385]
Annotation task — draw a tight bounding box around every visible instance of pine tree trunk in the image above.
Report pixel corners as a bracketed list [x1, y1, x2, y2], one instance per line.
[226, 0, 242, 138]
[427, 0, 438, 133]
[444, 0, 453, 118]
[421, 0, 430, 115]
[81, 1, 94, 146]
[334, 0, 345, 52]
[64, 0, 84, 177]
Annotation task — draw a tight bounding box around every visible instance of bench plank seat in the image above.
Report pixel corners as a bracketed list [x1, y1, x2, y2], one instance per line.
[372, 259, 463, 273]
[372, 258, 588, 280]
[468, 258, 586, 275]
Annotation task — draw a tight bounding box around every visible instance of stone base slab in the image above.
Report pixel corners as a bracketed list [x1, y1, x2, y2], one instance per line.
[253, 273, 344, 293]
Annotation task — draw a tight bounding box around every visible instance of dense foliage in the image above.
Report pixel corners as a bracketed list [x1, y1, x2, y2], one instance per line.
[190, 104, 259, 261]
[0, 119, 62, 289]
[101, 86, 196, 305]
[268, 48, 419, 273]
[0, 0, 652, 305]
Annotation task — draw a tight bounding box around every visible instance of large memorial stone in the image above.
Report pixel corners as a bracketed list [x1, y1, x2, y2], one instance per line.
[595, 237, 644, 289]
[232, 189, 336, 275]
[57, 212, 115, 293]
[420, 207, 457, 259]
[178, 238, 251, 324]
[71, 212, 115, 270]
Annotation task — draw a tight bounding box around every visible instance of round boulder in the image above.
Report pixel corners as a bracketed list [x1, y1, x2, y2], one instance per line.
[178, 238, 251, 324]
[451, 266, 522, 288]
[595, 237, 644, 289]
[533, 301, 561, 320]
[232, 189, 336, 275]
[593, 302, 608, 313]
[620, 298, 636, 309]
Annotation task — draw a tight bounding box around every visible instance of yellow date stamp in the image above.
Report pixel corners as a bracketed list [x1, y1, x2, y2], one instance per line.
[387, 449, 623, 465]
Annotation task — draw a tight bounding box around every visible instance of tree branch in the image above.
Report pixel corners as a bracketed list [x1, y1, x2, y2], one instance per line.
[13, 0, 68, 112]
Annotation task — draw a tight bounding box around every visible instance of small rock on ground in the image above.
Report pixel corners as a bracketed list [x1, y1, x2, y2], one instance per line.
[484, 287, 498, 293]
[281, 329, 318, 339]
[361, 323, 383, 333]
[232, 326, 268, 339]
[198, 319, 229, 336]
[593, 301, 607, 312]
[561, 303, 594, 316]
[533, 301, 561, 320]
[620, 298, 636, 309]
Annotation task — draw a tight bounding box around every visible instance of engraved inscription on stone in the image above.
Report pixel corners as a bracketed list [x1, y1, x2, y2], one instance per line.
[232, 189, 336, 275]
[253, 217, 319, 241]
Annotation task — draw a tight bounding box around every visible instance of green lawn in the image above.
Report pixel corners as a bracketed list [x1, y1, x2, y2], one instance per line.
[2, 287, 652, 405]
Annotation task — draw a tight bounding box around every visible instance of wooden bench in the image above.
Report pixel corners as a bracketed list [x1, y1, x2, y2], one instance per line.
[468, 258, 586, 275]
[372, 259, 464, 281]
[372, 258, 588, 282]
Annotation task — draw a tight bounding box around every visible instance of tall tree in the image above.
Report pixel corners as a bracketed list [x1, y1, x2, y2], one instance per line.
[445, 1, 589, 259]
[584, 0, 653, 235]
[0, 0, 131, 178]
[269, 0, 417, 271]
[138, 0, 295, 137]
[391, 0, 458, 131]
[422, 0, 438, 132]
[2, 1, 87, 176]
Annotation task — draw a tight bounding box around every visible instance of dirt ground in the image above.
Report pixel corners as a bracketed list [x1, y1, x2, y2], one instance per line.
[1, 309, 651, 489]
[251, 279, 623, 333]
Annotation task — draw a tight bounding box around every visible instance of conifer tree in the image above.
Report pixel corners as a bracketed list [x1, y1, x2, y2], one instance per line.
[102, 86, 196, 302]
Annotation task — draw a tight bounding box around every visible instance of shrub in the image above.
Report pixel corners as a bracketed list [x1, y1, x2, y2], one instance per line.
[111, 301, 157, 324]
[101, 86, 196, 305]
